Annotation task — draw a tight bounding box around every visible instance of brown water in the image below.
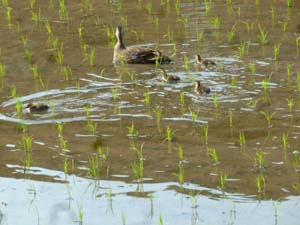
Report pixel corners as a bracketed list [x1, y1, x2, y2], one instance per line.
[1, 0, 300, 224]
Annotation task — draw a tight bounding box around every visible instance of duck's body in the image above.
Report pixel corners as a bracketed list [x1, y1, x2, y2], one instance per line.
[160, 69, 180, 83]
[113, 26, 171, 64]
[25, 103, 49, 112]
[195, 54, 216, 67]
[194, 81, 210, 94]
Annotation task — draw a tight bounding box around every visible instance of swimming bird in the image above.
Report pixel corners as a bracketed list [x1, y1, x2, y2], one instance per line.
[195, 54, 216, 67]
[113, 26, 171, 64]
[25, 102, 49, 112]
[194, 81, 211, 94]
[160, 69, 180, 83]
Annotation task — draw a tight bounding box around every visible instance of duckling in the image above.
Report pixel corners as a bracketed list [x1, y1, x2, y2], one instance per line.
[113, 26, 171, 64]
[25, 102, 49, 112]
[160, 68, 180, 83]
[195, 54, 216, 67]
[194, 81, 211, 94]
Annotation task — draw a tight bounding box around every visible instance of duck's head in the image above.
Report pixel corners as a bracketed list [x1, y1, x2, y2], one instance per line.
[195, 54, 202, 63]
[115, 26, 123, 38]
[160, 68, 168, 79]
[25, 102, 34, 109]
[194, 80, 201, 89]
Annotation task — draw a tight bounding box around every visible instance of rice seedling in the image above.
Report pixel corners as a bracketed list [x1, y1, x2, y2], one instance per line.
[111, 88, 118, 103]
[203, 124, 209, 145]
[144, 89, 151, 106]
[30, 64, 39, 79]
[297, 73, 300, 94]
[176, 144, 184, 161]
[279, 21, 289, 32]
[122, 213, 126, 225]
[292, 151, 299, 171]
[231, 76, 237, 86]
[59, 0, 68, 21]
[212, 94, 219, 108]
[120, 16, 128, 28]
[261, 111, 275, 128]
[287, 63, 293, 84]
[59, 136, 68, 151]
[77, 204, 83, 225]
[44, 20, 53, 39]
[179, 92, 185, 106]
[83, 105, 91, 118]
[6, 7, 12, 29]
[220, 172, 227, 190]
[57, 123, 64, 137]
[23, 152, 32, 173]
[153, 17, 159, 33]
[273, 43, 280, 60]
[287, 97, 294, 112]
[189, 108, 198, 122]
[182, 15, 188, 32]
[174, 0, 180, 15]
[86, 120, 97, 136]
[153, 107, 162, 130]
[229, 110, 233, 128]
[173, 162, 184, 185]
[227, 25, 236, 44]
[270, 5, 275, 20]
[106, 26, 116, 47]
[248, 61, 256, 74]
[146, 1, 152, 14]
[255, 174, 265, 193]
[87, 155, 100, 178]
[166, 126, 175, 142]
[88, 48, 95, 66]
[16, 100, 23, 117]
[63, 156, 69, 174]
[20, 133, 33, 152]
[158, 214, 164, 225]
[204, 0, 211, 15]
[239, 131, 245, 146]
[258, 24, 268, 45]
[82, 0, 93, 11]
[208, 147, 219, 165]
[30, 9, 41, 24]
[127, 122, 138, 138]
[238, 41, 249, 59]
[282, 132, 289, 152]
[132, 155, 144, 181]
[2, 0, 8, 8]
[183, 54, 189, 71]
[256, 150, 265, 169]
[56, 43, 64, 65]
[287, 0, 292, 7]
[213, 17, 220, 29]
[255, 0, 260, 6]
[60, 66, 72, 80]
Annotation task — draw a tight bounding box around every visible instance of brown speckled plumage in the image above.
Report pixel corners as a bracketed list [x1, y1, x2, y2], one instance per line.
[113, 26, 171, 64]
[160, 69, 180, 83]
[195, 54, 216, 66]
[25, 102, 49, 112]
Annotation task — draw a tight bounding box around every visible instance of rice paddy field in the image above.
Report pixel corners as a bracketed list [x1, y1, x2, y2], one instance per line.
[1, 0, 300, 224]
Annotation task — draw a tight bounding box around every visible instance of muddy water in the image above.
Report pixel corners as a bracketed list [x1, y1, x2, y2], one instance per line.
[1, 0, 300, 224]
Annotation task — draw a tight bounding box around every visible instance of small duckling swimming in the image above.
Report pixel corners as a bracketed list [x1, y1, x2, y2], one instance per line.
[195, 54, 216, 67]
[160, 69, 180, 83]
[194, 81, 211, 94]
[25, 102, 49, 113]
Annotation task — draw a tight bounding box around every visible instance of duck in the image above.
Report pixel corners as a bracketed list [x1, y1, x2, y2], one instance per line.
[113, 26, 171, 64]
[194, 81, 211, 94]
[160, 68, 180, 83]
[195, 54, 216, 67]
[25, 102, 49, 112]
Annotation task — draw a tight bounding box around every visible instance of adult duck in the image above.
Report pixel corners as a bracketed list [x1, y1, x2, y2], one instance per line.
[113, 26, 171, 64]
[194, 81, 210, 94]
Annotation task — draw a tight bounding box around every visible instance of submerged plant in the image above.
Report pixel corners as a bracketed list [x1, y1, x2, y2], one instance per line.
[127, 122, 138, 137]
[255, 174, 265, 193]
[239, 131, 245, 146]
[227, 24, 236, 43]
[261, 111, 275, 128]
[208, 147, 219, 164]
[273, 43, 280, 60]
[258, 24, 268, 45]
[220, 172, 227, 190]
[256, 150, 265, 169]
